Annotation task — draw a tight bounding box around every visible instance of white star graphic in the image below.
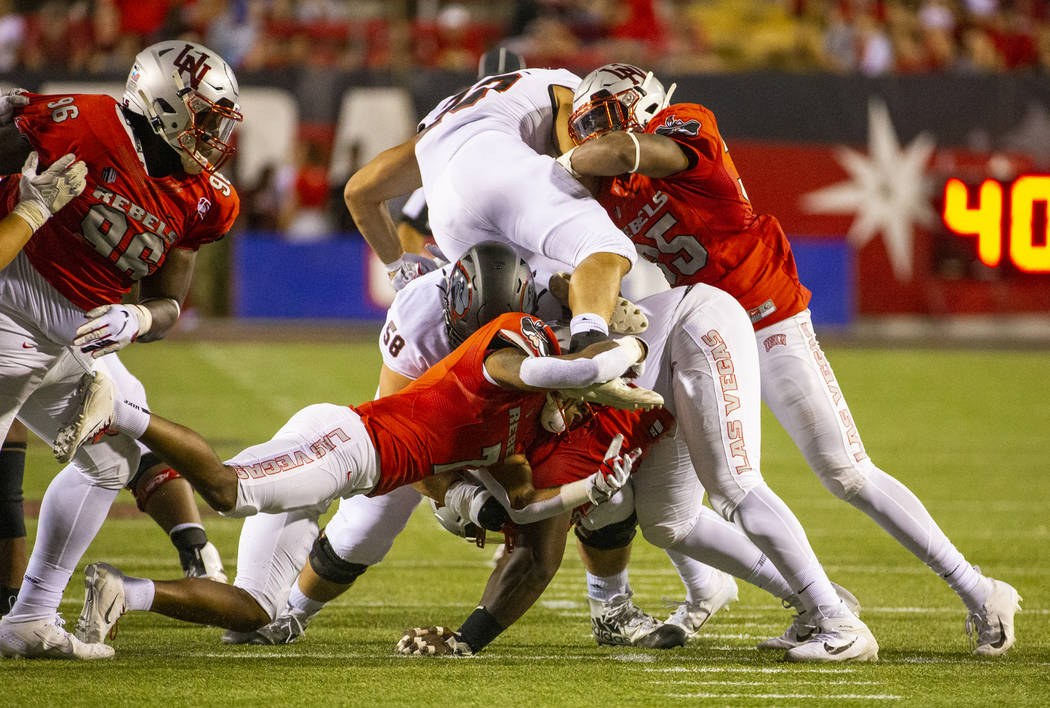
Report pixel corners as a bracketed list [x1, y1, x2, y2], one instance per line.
[801, 98, 937, 280]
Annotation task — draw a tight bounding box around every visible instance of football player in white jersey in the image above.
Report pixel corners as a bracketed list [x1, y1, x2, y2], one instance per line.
[394, 281, 876, 662]
[344, 65, 647, 354]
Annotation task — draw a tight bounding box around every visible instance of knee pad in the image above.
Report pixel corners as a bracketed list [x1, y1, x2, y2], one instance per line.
[575, 511, 637, 551]
[0, 441, 26, 539]
[309, 533, 369, 585]
[127, 453, 181, 512]
[811, 453, 872, 501]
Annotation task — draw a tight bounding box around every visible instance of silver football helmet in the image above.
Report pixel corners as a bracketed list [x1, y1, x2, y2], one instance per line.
[123, 40, 242, 174]
[429, 498, 480, 540]
[568, 63, 676, 145]
[443, 241, 537, 347]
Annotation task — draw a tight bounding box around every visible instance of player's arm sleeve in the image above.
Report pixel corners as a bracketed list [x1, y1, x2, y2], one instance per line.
[516, 336, 646, 389]
[470, 467, 584, 525]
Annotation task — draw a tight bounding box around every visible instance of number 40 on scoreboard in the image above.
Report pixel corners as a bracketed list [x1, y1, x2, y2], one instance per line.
[943, 176, 1050, 273]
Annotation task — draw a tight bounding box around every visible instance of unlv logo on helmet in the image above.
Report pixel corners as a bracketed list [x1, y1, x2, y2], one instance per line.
[603, 64, 648, 84]
[173, 44, 212, 90]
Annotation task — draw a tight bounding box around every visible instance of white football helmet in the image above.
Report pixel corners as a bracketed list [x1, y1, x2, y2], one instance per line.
[123, 40, 242, 173]
[568, 63, 676, 145]
[429, 498, 480, 540]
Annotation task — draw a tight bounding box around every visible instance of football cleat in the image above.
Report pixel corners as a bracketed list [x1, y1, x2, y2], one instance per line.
[221, 613, 307, 646]
[183, 542, 228, 584]
[0, 615, 114, 660]
[966, 576, 1021, 657]
[590, 592, 687, 649]
[758, 582, 861, 650]
[665, 570, 739, 638]
[75, 563, 126, 645]
[53, 370, 116, 463]
[784, 613, 879, 663]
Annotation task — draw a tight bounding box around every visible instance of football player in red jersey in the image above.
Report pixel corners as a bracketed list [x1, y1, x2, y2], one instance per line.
[0, 41, 242, 659]
[556, 63, 1020, 658]
[60, 299, 658, 652]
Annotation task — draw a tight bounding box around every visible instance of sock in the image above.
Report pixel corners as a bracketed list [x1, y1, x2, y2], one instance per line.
[569, 313, 610, 353]
[849, 467, 990, 611]
[113, 399, 151, 438]
[664, 548, 715, 603]
[169, 523, 208, 574]
[7, 466, 119, 622]
[667, 505, 794, 602]
[0, 438, 27, 539]
[587, 569, 629, 603]
[123, 576, 155, 611]
[733, 484, 840, 615]
[286, 583, 325, 619]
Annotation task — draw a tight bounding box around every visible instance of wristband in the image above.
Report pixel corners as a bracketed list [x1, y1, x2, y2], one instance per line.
[11, 200, 48, 233]
[626, 132, 641, 173]
[457, 606, 504, 653]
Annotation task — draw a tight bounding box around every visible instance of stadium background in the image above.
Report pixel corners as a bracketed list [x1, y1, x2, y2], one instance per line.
[3, 0, 1049, 339]
[2, 1, 1049, 704]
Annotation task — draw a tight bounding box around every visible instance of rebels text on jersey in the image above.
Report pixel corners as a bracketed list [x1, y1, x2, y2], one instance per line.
[597, 103, 810, 329]
[0, 93, 239, 310]
[356, 312, 560, 496]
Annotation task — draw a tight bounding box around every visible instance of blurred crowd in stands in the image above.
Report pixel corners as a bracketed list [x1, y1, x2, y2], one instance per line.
[2, 0, 1050, 77]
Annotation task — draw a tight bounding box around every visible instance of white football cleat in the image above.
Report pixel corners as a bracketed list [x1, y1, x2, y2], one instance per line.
[53, 370, 116, 463]
[665, 570, 739, 638]
[75, 562, 126, 645]
[0, 615, 114, 660]
[609, 296, 648, 335]
[590, 592, 687, 649]
[966, 577, 1021, 657]
[184, 542, 228, 584]
[758, 582, 861, 650]
[784, 613, 879, 663]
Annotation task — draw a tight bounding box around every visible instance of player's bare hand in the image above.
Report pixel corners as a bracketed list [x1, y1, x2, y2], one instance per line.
[0, 88, 28, 126]
[395, 626, 473, 656]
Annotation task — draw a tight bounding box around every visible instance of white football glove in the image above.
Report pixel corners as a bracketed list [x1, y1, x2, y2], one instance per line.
[0, 88, 28, 126]
[559, 377, 663, 411]
[395, 626, 473, 656]
[387, 252, 444, 291]
[74, 304, 153, 358]
[12, 152, 88, 233]
[585, 434, 641, 505]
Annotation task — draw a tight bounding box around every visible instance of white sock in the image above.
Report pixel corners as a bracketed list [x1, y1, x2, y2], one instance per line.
[733, 484, 839, 614]
[849, 467, 990, 611]
[587, 569, 629, 603]
[664, 548, 715, 603]
[570, 313, 609, 337]
[6, 466, 118, 622]
[667, 505, 794, 601]
[123, 576, 155, 611]
[113, 398, 151, 438]
[287, 582, 325, 619]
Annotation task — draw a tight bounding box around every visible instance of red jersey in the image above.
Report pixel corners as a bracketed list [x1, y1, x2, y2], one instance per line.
[1, 93, 239, 310]
[357, 312, 560, 496]
[528, 405, 674, 490]
[597, 103, 810, 329]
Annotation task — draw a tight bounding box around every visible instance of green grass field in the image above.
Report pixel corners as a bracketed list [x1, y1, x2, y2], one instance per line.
[5, 336, 1049, 706]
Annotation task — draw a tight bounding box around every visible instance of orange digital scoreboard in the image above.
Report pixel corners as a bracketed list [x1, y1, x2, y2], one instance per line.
[943, 175, 1050, 273]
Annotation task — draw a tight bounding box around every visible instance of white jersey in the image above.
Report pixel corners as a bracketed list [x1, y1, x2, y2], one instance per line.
[416, 68, 580, 172]
[380, 267, 452, 380]
[413, 69, 636, 270]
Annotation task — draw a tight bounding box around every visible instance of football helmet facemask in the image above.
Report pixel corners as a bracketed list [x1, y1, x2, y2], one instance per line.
[568, 63, 676, 145]
[443, 241, 537, 347]
[123, 40, 243, 174]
